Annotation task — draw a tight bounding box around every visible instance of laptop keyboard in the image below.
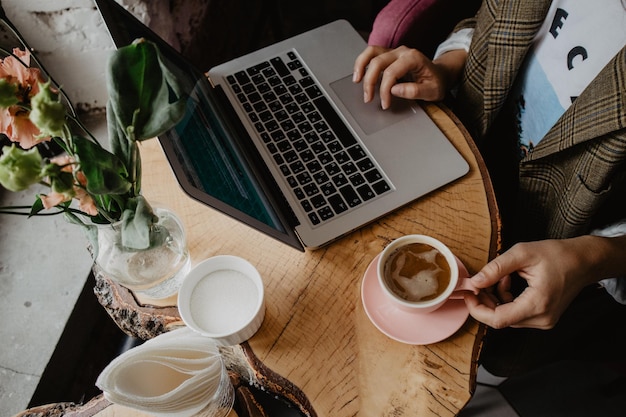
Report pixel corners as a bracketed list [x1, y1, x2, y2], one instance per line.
[226, 50, 391, 227]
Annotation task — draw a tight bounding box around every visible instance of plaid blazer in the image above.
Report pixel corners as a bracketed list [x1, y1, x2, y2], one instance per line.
[452, 0, 626, 241]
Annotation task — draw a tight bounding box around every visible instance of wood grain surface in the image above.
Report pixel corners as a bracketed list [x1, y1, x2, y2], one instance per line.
[17, 103, 499, 417]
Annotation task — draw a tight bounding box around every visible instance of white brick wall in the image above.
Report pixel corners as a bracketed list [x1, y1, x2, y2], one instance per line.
[1, 0, 208, 113]
[3, 0, 114, 112]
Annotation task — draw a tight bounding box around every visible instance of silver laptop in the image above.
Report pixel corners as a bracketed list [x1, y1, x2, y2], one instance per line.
[96, 0, 469, 251]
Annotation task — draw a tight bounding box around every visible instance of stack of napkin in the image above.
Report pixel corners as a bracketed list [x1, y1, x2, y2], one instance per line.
[96, 327, 233, 417]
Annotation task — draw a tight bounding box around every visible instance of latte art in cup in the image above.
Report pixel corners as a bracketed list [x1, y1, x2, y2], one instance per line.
[383, 243, 451, 302]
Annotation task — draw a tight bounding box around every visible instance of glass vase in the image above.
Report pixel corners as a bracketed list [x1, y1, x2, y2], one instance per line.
[95, 206, 191, 299]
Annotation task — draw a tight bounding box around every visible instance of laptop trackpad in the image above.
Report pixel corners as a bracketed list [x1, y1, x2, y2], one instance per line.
[330, 75, 415, 135]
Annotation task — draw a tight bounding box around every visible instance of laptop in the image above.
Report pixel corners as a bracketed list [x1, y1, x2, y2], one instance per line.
[95, 0, 469, 251]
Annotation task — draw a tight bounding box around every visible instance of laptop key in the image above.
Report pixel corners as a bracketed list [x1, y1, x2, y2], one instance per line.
[299, 76, 315, 88]
[274, 154, 284, 166]
[372, 180, 391, 195]
[296, 94, 309, 105]
[319, 152, 333, 165]
[269, 101, 282, 112]
[262, 91, 276, 102]
[328, 194, 348, 214]
[317, 206, 334, 221]
[259, 110, 273, 122]
[311, 194, 326, 209]
[339, 185, 361, 208]
[301, 149, 315, 162]
[262, 66, 276, 78]
[310, 140, 325, 153]
[303, 183, 319, 197]
[285, 102, 299, 114]
[287, 176, 298, 188]
[349, 173, 365, 186]
[301, 102, 315, 113]
[284, 150, 298, 163]
[268, 76, 282, 87]
[293, 139, 308, 152]
[308, 212, 321, 225]
[364, 168, 383, 183]
[313, 171, 329, 184]
[347, 144, 367, 161]
[357, 184, 376, 201]
[270, 56, 289, 77]
[332, 173, 348, 187]
[357, 158, 375, 172]
[301, 199, 313, 212]
[327, 140, 342, 153]
[325, 162, 341, 176]
[289, 84, 303, 95]
[321, 182, 336, 196]
[252, 74, 264, 85]
[235, 70, 250, 85]
[342, 161, 357, 175]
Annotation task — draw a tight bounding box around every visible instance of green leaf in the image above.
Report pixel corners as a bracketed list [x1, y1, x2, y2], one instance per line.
[106, 39, 187, 144]
[29, 196, 45, 216]
[73, 135, 131, 195]
[106, 100, 133, 177]
[120, 195, 158, 250]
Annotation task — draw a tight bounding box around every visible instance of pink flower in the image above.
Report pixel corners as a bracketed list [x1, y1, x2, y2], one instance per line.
[0, 49, 40, 86]
[50, 154, 73, 172]
[2, 107, 44, 149]
[40, 156, 99, 216]
[75, 171, 98, 216]
[0, 48, 50, 149]
[74, 187, 98, 216]
[40, 191, 67, 209]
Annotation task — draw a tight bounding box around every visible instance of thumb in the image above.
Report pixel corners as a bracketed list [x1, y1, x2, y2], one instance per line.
[471, 251, 521, 289]
[470, 271, 496, 289]
[390, 82, 425, 101]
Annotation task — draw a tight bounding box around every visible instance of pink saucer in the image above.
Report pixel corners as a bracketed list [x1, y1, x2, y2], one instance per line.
[361, 255, 470, 345]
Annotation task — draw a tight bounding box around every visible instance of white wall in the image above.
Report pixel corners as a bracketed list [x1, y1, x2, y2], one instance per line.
[2, 0, 114, 112]
[1, 0, 206, 113]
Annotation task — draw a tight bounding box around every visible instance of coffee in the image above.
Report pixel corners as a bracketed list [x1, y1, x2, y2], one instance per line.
[383, 242, 451, 302]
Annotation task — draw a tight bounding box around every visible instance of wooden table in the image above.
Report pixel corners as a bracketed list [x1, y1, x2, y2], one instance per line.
[18, 103, 499, 417]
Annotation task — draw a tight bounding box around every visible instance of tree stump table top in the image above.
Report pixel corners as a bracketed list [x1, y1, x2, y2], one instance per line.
[20, 103, 500, 417]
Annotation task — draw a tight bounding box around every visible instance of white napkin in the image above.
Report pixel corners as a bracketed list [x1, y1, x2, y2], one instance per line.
[96, 327, 231, 417]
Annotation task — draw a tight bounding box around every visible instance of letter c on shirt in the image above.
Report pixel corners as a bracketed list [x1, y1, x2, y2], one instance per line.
[567, 46, 588, 70]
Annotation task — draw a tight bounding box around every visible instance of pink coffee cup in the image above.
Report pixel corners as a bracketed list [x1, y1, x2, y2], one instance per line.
[377, 235, 478, 313]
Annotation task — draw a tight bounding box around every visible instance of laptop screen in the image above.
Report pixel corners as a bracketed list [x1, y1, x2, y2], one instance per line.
[95, 0, 304, 250]
[167, 80, 284, 229]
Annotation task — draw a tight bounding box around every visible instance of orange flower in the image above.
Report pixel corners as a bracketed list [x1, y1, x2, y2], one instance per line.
[50, 154, 73, 172]
[0, 49, 42, 90]
[0, 48, 49, 149]
[40, 156, 98, 216]
[74, 170, 98, 215]
[39, 191, 67, 210]
[74, 187, 98, 216]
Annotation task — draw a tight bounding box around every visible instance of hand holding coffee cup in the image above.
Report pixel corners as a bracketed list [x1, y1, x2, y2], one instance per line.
[377, 235, 478, 313]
